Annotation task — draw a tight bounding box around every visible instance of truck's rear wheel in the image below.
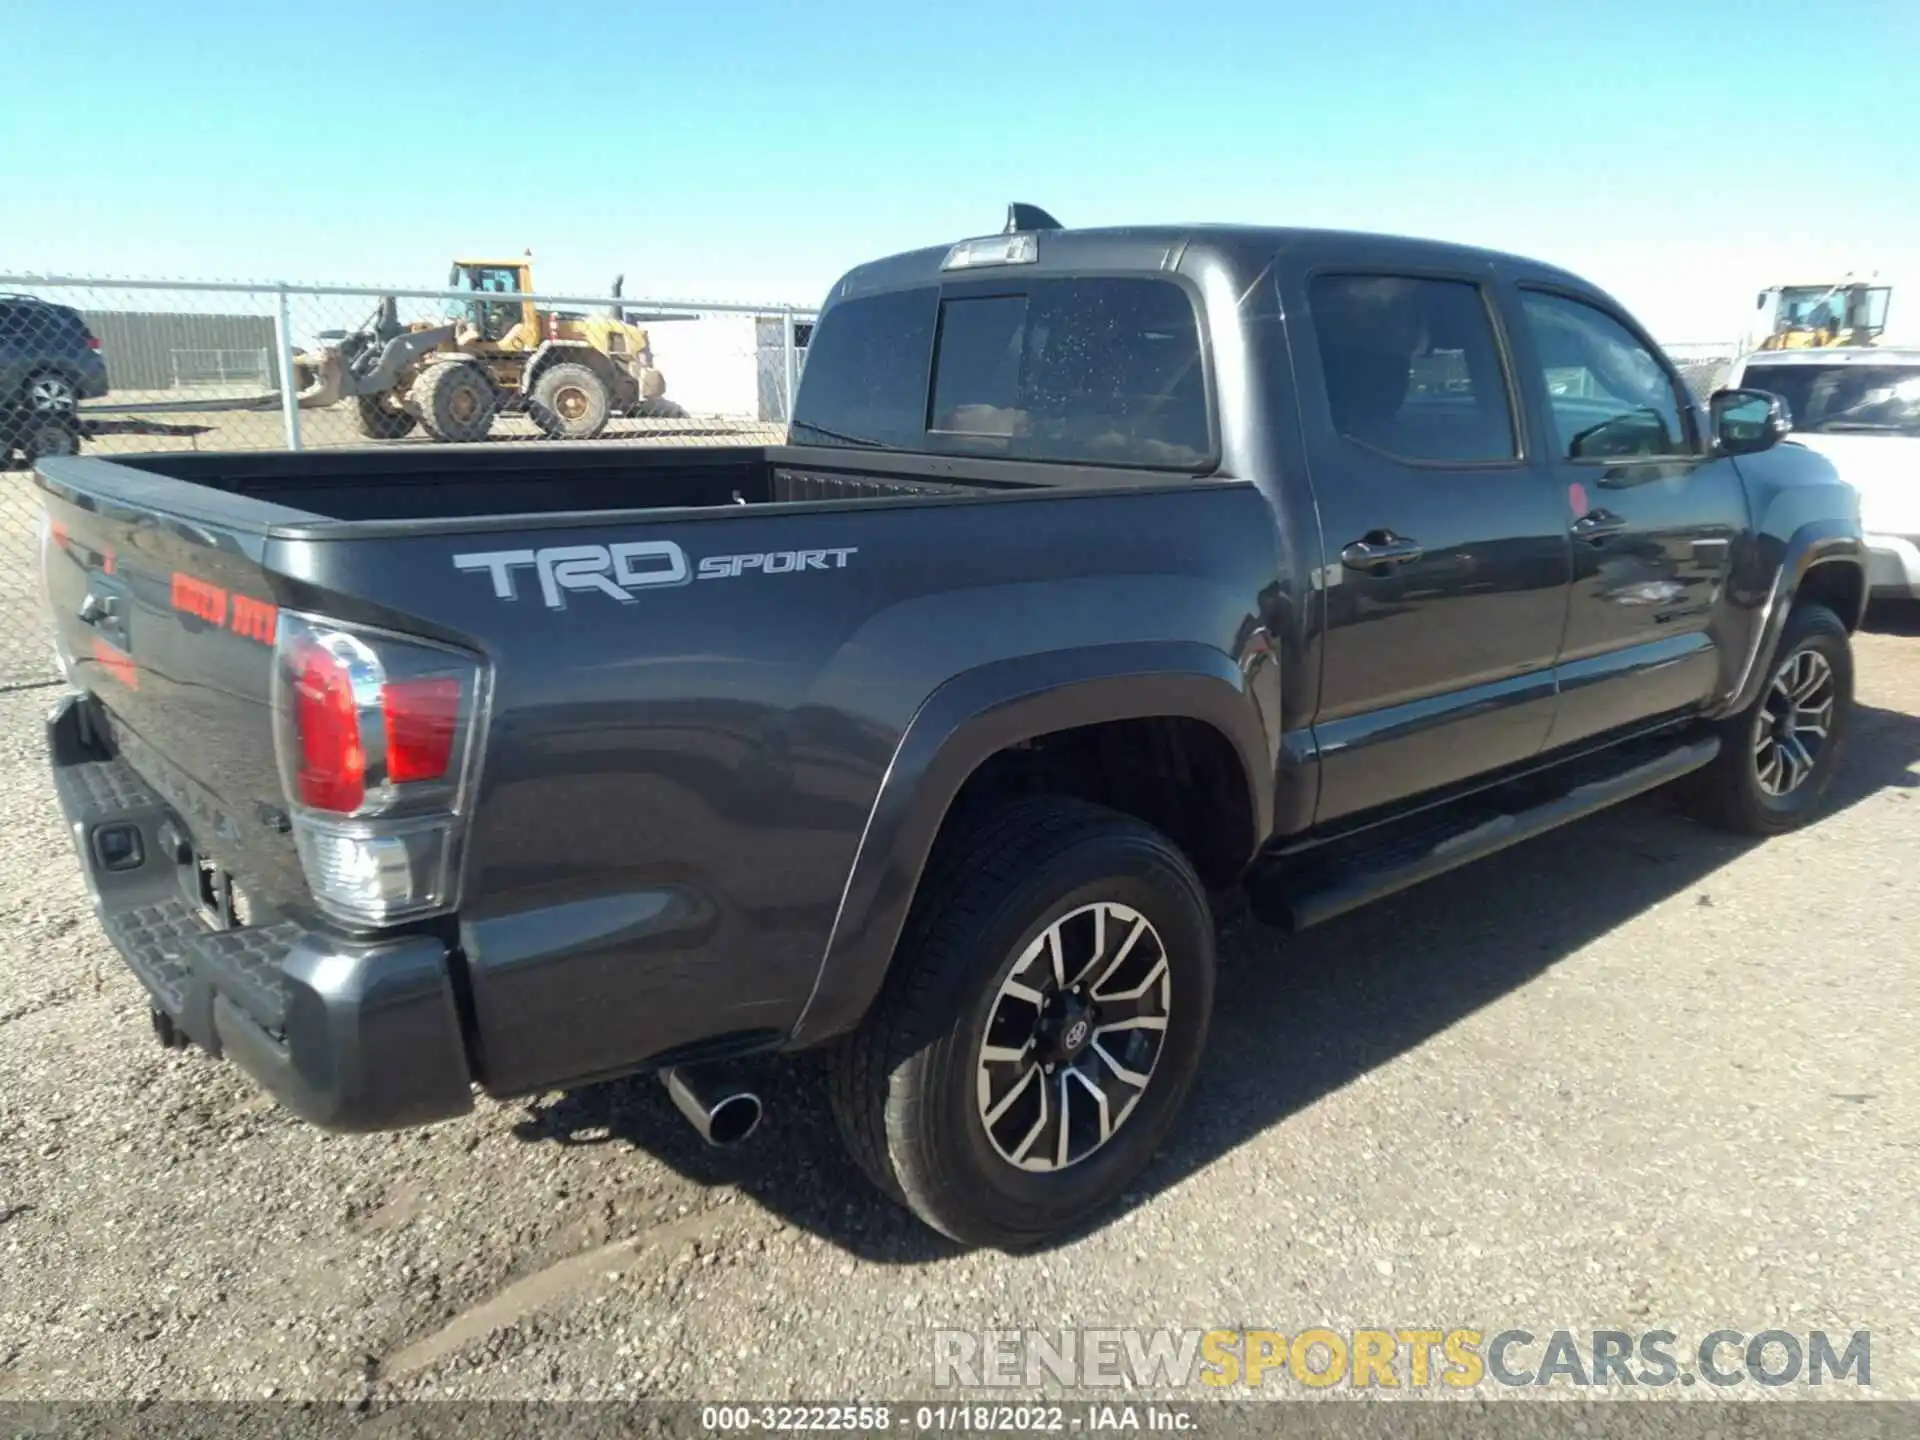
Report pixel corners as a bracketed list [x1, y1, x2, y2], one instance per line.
[411, 362, 495, 443]
[827, 797, 1215, 1249]
[1678, 601, 1853, 835]
[353, 392, 418, 440]
[528, 362, 611, 440]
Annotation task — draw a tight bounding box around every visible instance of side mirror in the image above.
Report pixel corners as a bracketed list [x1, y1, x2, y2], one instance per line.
[1710, 387, 1793, 456]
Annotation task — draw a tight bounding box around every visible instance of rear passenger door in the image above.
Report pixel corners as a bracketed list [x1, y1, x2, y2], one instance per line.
[1290, 268, 1573, 824]
[1502, 288, 1748, 748]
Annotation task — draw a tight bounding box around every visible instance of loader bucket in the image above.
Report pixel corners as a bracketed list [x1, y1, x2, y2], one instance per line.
[295, 348, 348, 410]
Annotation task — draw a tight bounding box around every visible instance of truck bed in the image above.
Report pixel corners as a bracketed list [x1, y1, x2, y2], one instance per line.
[87, 443, 1063, 529]
[35, 435, 1266, 1107]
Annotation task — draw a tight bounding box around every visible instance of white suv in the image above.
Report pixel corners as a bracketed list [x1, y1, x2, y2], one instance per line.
[1728, 346, 1920, 601]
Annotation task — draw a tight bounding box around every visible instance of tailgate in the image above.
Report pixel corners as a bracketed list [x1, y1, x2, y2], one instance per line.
[40, 485, 302, 908]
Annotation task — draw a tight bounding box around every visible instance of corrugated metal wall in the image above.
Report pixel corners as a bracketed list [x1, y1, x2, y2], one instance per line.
[81, 311, 280, 393]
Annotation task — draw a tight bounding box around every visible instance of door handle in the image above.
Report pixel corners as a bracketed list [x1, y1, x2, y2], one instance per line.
[1340, 530, 1424, 571]
[1571, 508, 1629, 543]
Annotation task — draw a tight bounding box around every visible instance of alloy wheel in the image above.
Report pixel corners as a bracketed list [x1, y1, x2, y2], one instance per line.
[975, 901, 1172, 1173]
[27, 374, 77, 413]
[1753, 647, 1835, 797]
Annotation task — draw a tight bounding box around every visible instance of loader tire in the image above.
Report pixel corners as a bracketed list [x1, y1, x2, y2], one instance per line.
[528, 362, 612, 440]
[411, 362, 495, 444]
[353, 392, 418, 441]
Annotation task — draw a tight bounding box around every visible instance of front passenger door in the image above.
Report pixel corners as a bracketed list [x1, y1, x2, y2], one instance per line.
[1506, 290, 1749, 749]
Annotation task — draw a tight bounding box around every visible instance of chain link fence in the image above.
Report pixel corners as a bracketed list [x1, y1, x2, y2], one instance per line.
[1664, 342, 1739, 402]
[0, 273, 816, 688]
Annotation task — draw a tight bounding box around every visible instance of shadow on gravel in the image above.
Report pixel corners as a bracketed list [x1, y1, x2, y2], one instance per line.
[511, 1052, 958, 1264]
[512, 703, 1920, 1261]
[80, 417, 216, 439]
[1864, 599, 1920, 637]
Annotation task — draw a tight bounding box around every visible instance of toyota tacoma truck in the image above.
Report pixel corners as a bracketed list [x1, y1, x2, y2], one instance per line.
[37, 209, 1866, 1248]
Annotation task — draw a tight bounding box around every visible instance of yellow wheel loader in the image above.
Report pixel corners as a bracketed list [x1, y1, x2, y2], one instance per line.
[1746, 279, 1892, 353]
[294, 258, 669, 442]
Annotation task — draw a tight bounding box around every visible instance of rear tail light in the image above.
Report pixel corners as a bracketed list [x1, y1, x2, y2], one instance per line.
[85, 335, 102, 351]
[271, 613, 491, 927]
[382, 677, 461, 782]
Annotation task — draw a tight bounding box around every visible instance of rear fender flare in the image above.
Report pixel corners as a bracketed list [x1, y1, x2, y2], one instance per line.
[788, 641, 1273, 1047]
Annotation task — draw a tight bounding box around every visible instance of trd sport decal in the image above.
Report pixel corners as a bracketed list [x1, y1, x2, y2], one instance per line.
[453, 542, 858, 610]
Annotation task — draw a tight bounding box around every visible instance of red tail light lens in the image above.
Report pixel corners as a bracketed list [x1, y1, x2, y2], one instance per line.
[290, 634, 366, 812]
[273, 613, 486, 820]
[272, 613, 491, 927]
[382, 676, 461, 783]
[85, 335, 103, 351]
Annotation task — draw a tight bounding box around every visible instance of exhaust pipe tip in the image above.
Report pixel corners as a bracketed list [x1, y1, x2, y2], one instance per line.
[662, 1065, 763, 1147]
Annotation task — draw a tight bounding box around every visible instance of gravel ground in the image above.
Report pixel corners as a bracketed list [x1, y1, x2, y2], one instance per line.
[0, 615, 1915, 1404]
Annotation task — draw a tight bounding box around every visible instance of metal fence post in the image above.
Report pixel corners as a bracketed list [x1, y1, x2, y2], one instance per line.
[782, 309, 799, 425]
[272, 284, 302, 451]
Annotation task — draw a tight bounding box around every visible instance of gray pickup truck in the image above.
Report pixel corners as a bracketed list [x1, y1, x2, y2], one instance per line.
[37, 209, 1865, 1248]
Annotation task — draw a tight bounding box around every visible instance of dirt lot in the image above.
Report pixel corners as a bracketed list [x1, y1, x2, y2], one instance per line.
[0, 616, 1915, 1404]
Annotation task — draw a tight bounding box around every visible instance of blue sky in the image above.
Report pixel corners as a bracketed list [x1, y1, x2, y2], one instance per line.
[6, 0, 1915, 340]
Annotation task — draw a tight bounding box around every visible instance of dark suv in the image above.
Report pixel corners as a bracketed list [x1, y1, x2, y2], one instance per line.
[1, 295, 109, 463]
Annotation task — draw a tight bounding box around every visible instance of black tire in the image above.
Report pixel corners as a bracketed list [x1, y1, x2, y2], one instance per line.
[410, 362, 495, 443]
[1678, 601, 1853, 835]
[827, 797, 1215, 1249]
[528, 362, 612, 440]
[631, 398, 687, 420]
[20, 415, 79, 463]
[353, 392, 418, 440]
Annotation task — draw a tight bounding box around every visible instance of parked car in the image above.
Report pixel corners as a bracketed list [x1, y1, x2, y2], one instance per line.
[1729, 346, 1920, 602]
[0, 295, 105, 467]
[0, 294, 109, 414]
[35, 213, 1866, 1248]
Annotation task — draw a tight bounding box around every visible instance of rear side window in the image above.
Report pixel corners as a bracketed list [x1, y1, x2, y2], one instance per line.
[930, 279, 1210, 468]
[793, 277, 1211, 470]
[789, 287, 937, 451]
[1309, 275, 1517, 464]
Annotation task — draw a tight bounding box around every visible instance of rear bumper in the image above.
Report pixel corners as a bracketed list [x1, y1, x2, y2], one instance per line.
[76, 356, 111, 400]
[1865, 533, 1920, 598]
[48, 692, 474, 1132]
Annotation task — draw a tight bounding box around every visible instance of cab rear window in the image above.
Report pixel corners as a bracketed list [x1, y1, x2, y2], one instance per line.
[792, 277, 1211, 470]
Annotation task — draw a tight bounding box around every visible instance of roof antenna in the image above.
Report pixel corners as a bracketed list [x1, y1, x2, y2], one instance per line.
[1005, 203, 1064, 234]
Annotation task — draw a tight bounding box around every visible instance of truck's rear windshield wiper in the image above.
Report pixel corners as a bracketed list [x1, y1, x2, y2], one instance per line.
[789, 420, 885, 448]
